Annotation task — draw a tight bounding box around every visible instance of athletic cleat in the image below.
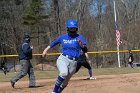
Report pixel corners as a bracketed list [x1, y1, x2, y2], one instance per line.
[87, 77, 96, 80]
[29, 86, 36, 88]
[90, 77, 96, 80]
[10, 80, 15, 88]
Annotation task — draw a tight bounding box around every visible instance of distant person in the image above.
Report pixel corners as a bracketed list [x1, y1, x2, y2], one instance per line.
[10, 35, 36, 88]
[75, 51, 96, 80]
[128, 51, 134, 68]
[0, 62, 8, 75]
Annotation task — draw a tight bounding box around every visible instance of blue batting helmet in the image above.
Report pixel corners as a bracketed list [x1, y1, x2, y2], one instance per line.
[66, 20, 78, 28]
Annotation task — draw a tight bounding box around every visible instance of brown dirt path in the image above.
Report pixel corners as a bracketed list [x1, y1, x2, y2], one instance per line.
[0, 73, 140, 93]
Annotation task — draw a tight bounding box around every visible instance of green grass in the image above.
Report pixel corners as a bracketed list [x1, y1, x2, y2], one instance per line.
[0, 67, 140, 82]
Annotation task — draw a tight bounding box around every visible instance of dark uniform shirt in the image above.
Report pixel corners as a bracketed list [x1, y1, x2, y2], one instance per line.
[129, 53, 134, 62]
[19, 41, 32, 60]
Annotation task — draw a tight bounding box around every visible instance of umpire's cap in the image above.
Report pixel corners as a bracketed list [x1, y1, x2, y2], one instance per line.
[23, 34, 30, 39]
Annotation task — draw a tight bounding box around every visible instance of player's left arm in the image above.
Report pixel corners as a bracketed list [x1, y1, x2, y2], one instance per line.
[77, 35, 88, 52]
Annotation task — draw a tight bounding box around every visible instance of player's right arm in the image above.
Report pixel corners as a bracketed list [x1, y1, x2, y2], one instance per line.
[42, 36, 61, 57]
[42, 46, 51, 57]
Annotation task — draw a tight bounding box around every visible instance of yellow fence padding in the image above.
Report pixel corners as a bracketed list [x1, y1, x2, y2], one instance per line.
[0, 50, 140, 58]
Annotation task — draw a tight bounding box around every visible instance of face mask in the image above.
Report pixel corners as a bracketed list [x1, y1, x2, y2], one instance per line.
[67, 28, 78, 37]
[68, 31, 77, 37]
[23, 35, 30, 43]
[25, 38, 30, 43]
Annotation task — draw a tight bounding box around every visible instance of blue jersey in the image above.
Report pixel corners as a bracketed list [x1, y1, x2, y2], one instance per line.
[19, 41, 32, 60]
[49, 34, 86, 58]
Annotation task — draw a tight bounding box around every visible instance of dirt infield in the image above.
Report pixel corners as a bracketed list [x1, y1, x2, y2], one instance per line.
[1, 73, 140, 93]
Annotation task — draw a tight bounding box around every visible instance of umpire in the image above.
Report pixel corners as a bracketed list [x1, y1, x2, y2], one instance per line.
[10, 35, 36, 88]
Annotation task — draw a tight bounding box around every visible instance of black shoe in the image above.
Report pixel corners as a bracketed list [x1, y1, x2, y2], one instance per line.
[10, 80, 15, 88]
[29, 86, 36, 88]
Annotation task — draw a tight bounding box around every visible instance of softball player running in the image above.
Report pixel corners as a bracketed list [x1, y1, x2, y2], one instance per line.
[42, 19, 87, 93]
[75, 51, 96, 80]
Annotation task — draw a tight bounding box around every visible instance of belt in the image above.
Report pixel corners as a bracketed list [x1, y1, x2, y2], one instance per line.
[62, 54, 78, 61]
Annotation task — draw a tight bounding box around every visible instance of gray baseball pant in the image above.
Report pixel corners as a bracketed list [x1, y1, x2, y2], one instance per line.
[11, 60, 35, 86]
[57, 54, 77, 88]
